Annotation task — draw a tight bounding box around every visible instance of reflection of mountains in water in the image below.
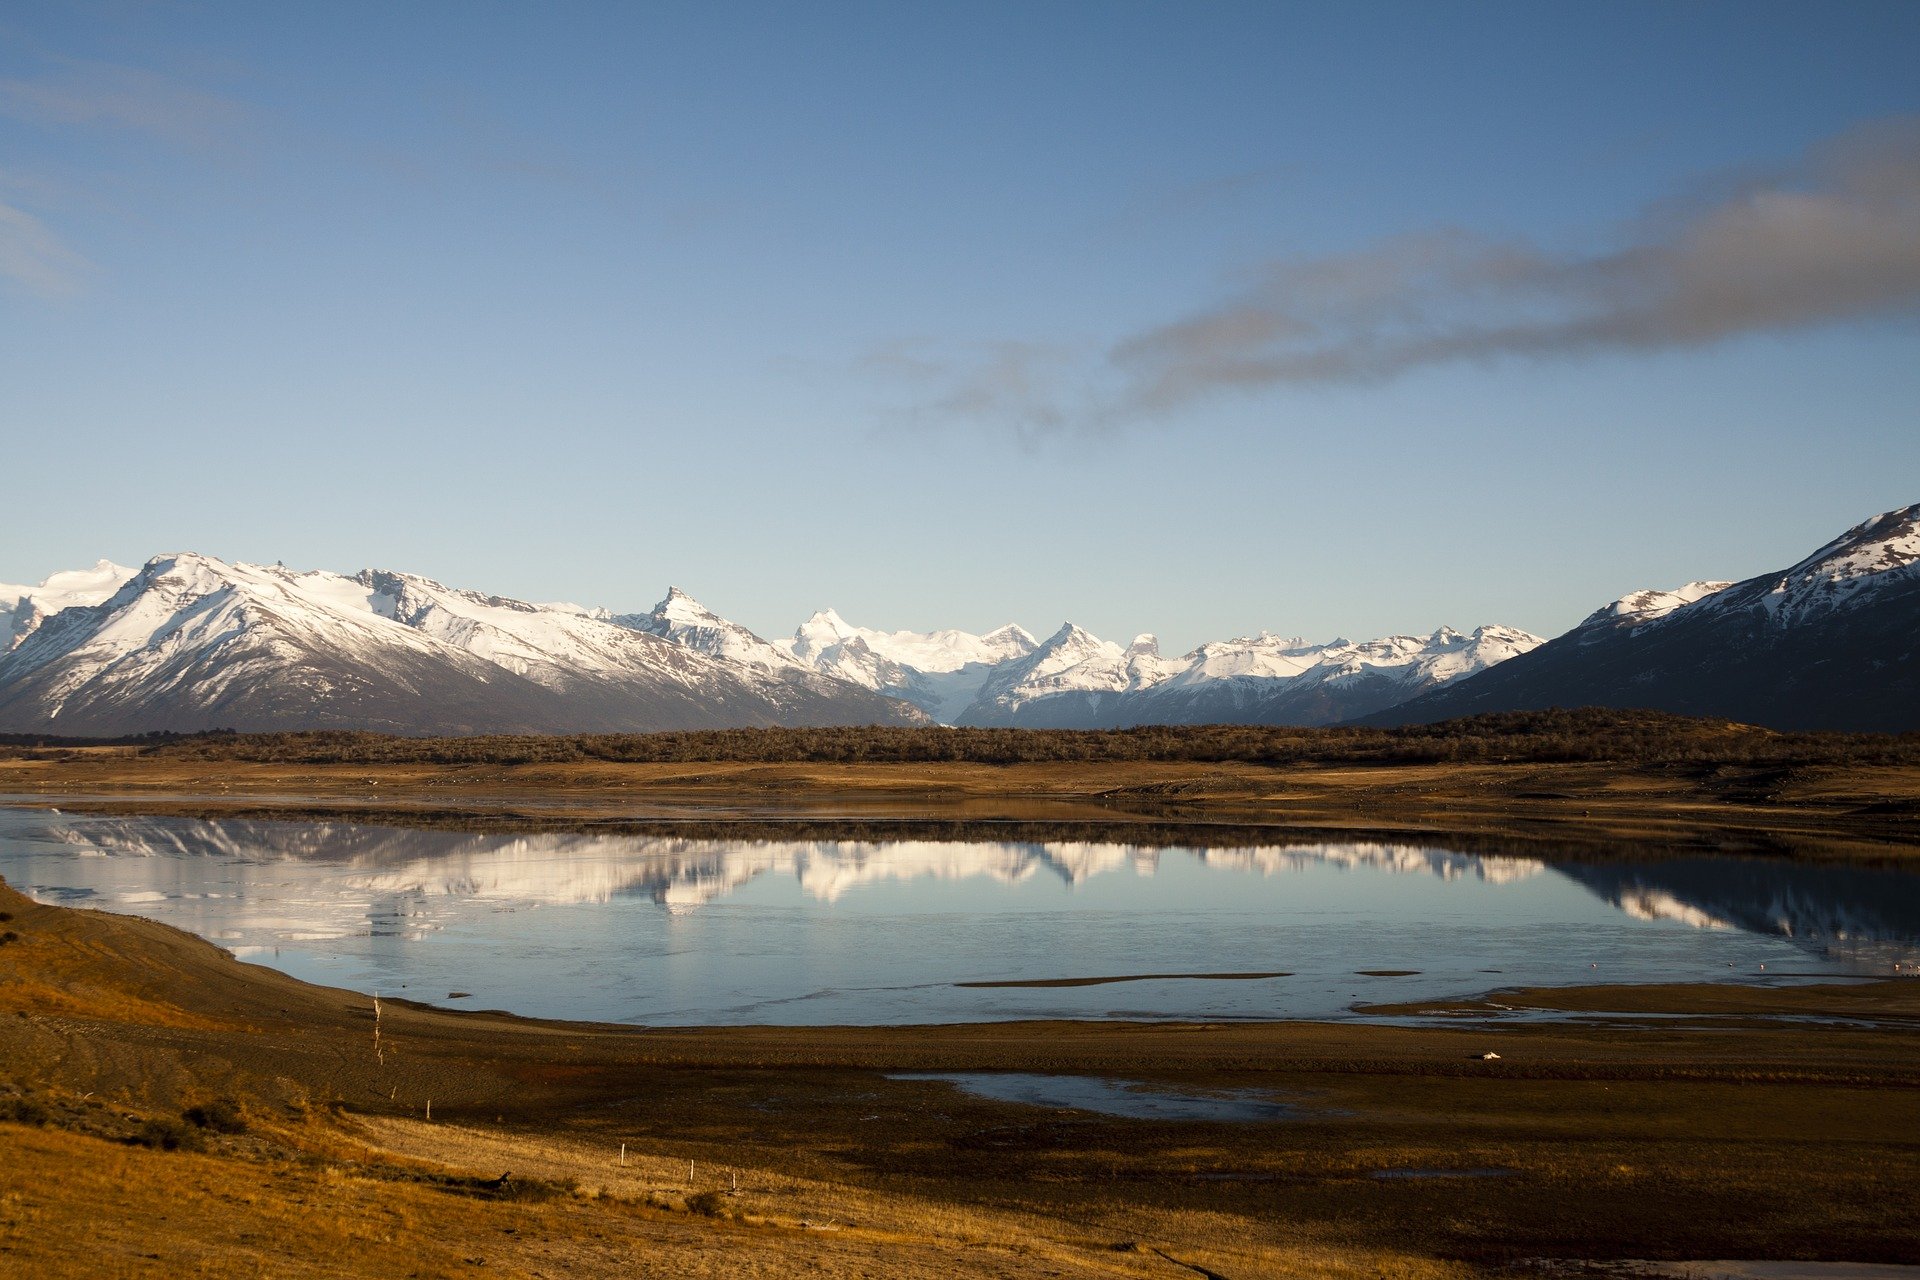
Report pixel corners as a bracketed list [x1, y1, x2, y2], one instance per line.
[1556, 859, 1920, 960]
[27, 814, 1920, 953]
[35, 814, 1541, 909]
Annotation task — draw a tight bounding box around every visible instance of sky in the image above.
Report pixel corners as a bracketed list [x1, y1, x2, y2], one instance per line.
[2, 0, 1917, 654]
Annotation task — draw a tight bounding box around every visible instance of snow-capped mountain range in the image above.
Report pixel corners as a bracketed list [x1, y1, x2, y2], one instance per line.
[2, 502, 1914, 735]
[0, 552, 1535, 735]
[0, 555, 927, 735]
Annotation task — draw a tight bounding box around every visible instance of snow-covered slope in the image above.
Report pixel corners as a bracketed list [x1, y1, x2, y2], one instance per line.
[1575, 581, 1733, 637]
[778, 609, 1038, 722]
[1374, 503, 1920, 732]
[947, 622, 1541, 728]
[1125, 625, 1543, 727]
[0, 555, 925, 735]
[958, 624, 1181, 726]
[0, 560, 136, 653]
[785, 610, 1038, 674]
[773, 601, 1542, 729]
[610, 588, 803, 674]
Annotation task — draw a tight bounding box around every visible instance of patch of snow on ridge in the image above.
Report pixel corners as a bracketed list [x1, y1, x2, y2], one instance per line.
[357, 569, 713, 690]
[1578, 581, 1733, 635]
[0, 559, 137, 651]
[1752, 502, 1920, 622]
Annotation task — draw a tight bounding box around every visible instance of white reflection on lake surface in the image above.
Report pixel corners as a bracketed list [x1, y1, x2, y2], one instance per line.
[1, 807, 1915, 1025]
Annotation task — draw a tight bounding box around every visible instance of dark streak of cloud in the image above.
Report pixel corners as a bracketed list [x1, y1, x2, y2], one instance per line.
[884, 118, 1920, 434]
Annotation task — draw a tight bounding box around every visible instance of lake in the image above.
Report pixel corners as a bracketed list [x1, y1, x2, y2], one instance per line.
[2, 805, 1915, 1025]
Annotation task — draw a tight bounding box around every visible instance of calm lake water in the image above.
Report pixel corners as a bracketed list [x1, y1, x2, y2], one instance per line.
[2, 806, 1916, 1025]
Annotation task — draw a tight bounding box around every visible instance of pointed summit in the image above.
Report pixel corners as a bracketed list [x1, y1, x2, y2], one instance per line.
[650, 586, 725, 626]
[610, 589, 798, 673]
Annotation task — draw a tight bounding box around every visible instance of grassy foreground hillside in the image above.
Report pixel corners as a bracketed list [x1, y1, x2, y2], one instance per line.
[3, 875, 1920, 1278]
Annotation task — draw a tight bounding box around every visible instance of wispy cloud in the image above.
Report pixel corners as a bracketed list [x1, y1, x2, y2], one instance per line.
[0, 56, 249, 148]
[0, 55, 251, 299]
[0, 199, 91, 297]
[863, 339, 1077, 447]
[889, 117, 1920, 433]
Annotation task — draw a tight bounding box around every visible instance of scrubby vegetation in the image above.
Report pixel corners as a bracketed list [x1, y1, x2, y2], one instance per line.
[43, 708, 1918, 768]
[183, 1098, 248, 1135]
[128, 1115, 204, 1152]
[1, 1093, 49, 1126]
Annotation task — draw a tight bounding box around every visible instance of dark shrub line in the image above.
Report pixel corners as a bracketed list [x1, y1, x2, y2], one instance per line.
[95, 708, 1920, 768]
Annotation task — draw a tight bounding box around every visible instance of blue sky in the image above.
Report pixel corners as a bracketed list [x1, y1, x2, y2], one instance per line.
[3, 0, 1917, 652]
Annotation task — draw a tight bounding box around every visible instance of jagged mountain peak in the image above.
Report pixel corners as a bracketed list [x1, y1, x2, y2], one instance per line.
[650, 586, 724, 623]
[608, 588, 799, 674]
[1038, 621, 1112, 650]
[981, 623, 1037, 647]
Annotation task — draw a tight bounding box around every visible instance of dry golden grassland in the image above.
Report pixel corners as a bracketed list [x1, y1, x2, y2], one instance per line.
[3, 865, 1920, 1278]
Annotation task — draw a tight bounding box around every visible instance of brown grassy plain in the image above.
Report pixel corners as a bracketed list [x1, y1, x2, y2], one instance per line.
[4, 745, 1920, 864]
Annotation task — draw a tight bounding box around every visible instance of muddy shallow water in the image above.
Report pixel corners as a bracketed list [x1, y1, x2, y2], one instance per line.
[886, 1072, 1300, 1121]
[2, 806, 1916, 1025]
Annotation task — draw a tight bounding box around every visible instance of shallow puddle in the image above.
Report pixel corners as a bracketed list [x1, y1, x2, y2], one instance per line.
[888, 1071, 1297, 1121]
